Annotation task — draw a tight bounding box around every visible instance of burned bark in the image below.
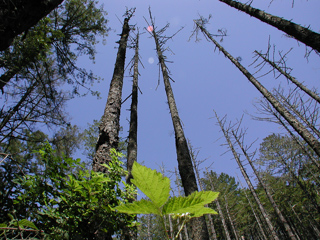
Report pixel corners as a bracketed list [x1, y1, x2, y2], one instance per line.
[93, 10, 134, 172]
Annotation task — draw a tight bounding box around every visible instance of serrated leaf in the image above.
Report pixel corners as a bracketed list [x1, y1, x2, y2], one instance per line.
[131, 162, 170, 208]
[163, 191, 219, 215]
[115, 199, 161, 215]
[191, 207, 218, 218]
[18, 219, 38, 230]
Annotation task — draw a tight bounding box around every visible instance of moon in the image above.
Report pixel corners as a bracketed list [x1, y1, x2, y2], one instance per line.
[148, 57, 154, 64]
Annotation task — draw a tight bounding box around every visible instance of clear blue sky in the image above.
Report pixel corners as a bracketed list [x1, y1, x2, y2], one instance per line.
[67, 0, 320, 189]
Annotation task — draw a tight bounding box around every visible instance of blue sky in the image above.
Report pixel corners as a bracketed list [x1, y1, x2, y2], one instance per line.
[67, 0, 320, 188]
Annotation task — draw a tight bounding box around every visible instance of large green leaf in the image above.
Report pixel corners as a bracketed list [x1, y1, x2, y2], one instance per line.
[115, 199, 161, 215]
[163, 191, 219, 215]
[131, 162, 170, 208]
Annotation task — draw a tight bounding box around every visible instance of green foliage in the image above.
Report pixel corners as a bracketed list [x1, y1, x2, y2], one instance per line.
[115, 162, 218, 239]
[1, 143, 135, 239]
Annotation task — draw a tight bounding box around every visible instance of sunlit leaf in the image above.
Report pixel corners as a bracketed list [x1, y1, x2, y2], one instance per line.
[115, 199, 161, 215]
[163, 191, 219, 215]
[131, 162, 170, 208]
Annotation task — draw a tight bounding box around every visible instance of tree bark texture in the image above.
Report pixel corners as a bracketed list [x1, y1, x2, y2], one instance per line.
[215, 112, 280, 240]
[151, 25, 209, 239]
[126, 33, 139, 184]
[219, 0, 320, 52]
[196, 21, 320, 158]
[93, 17, 130, 173]
[0, 0, 64, 51]
[232, 130, 297, 240]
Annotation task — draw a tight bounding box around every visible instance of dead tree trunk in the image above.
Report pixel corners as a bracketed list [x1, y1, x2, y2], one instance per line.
[232, 129, 297, 240]
[254, 51, 320, 104]
[238, 176, 269, 240]
[189, 141, 218, 240]
[218, 0, 320, 52]
[93, 10, 133, 173]
[224, 195, 239, 240]
[174, 167, 190, 240]
[195, 20, 320, 158]
[253, 98, 320, 172]
[215, 112, 279, 240]
[206, 168, 232, 240]
[148, 9, 209, 239]
[123, 31, 140, 240]
[126, 32, 139, 184]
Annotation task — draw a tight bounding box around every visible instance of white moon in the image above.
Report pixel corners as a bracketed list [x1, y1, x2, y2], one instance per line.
[148, 57, 154, 64]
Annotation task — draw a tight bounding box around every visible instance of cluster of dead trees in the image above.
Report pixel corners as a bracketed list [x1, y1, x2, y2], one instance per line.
[1, 0, 319, 239]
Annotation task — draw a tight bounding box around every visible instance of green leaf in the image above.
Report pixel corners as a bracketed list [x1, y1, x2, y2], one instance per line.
[18, 219, 38, 230]
[0, 223, 7, 228]
[163, 191, 219, 215]
[191, 207, 218, 217]
[131, 162, 170, 208]
[115, 199, 161, 215]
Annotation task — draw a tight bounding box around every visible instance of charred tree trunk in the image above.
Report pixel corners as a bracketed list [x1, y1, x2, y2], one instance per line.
[196, 20, 320, 158]
[218, 0, 320, 52]
[123, 31, 140, 240]
[232, 130, 297, 240]
[215, 112, 279, 240]
[93, 13, 133, 173]
[149, 9, 209, 239]
[0, 0, 64, 51]
[126, 32, 139, 184]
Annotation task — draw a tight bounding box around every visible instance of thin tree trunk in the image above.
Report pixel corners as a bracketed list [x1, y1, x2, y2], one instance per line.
[232, 130, 297, 240]
[254, 51, 320, 104]
[255, 100, 320, 172]
[206, 168, 232, 240]
[0, 0, 64, 51]
[126, 32, 139, 184]
[196, 21, 320, 158]
[175, 167, 189, 240]
[275, 91, 320, 139]
[218, 0, 320, 52]
[93, 13, 132, 173]
[123, 32, 140, 240]
[215, 112, 279, 240]
[150, 9, 209, 239]
[224, 195, 239, 240]
[189, 142, 218, 240]
[238, 177, 269, 240]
